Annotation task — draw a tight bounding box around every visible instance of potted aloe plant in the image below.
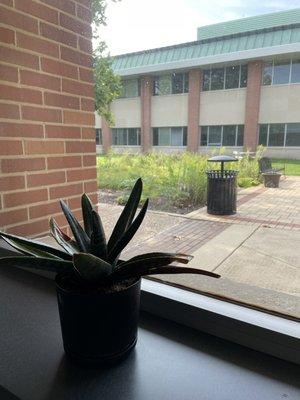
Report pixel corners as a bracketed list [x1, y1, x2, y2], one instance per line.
[0, 179, 220, 367]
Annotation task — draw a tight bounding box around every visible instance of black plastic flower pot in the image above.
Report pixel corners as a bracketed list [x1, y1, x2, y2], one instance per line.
[55, 275, 141, 368]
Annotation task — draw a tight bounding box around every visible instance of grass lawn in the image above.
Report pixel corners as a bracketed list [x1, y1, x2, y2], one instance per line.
[271, 159, 300, 176]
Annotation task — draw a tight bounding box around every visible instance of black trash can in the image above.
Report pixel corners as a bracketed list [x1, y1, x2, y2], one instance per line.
[206, 155, 238, 215]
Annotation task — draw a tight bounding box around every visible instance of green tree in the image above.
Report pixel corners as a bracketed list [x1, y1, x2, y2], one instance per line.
[92, 0, 122, 125]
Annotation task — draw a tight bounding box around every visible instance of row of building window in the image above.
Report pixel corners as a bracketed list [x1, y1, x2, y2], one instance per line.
[117, 59, 300, 99]
[97, 123, 300, 147]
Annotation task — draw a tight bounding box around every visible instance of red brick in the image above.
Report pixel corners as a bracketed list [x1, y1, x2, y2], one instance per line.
[27, 171, 65, 187]
[84, 180, 98, 194]
[44, 92, 79, 109]
[7, 218, 49, 237]
[76, 0, 91, 7]
[0, 84, 42, 105]
[29, 201, 61, 219]
[41, 57, 78, 79]
[59, 13, 91, 38]
[0, 6, 38, 34]
[140, 76, 152, 153]
[0, 65, 18, 82]
[67, 195, 81, 210]
[40, 22, 77, 48]
[0, 175, 25, 192]
[63, 110, 94, 126]
[25, 140, 65, 155]
[66, 140, 95, 153]
[0, 209, 28, 227]
[81, 97, 94, 111]
[45, 125, 80, 139]
[47, 155, 81, 170]
[0, 139, 23, 155]
[4, 188, 48, 208]
[0, 46, 39, 69]
[62, 78, 93, 97]
[0, 27, 15, 44]
[81, 127, 95, 139]
[0, 103, 20, 119]
[61, 46, 92, 68]
[17, 32, 59, 58]
[78, 36, 92, 53]
[76, 4, 92, 23]
[188, 69, 201, 152]
[0, 122, 43, 138]
[50, 183, 83, 199]
[21, 70, 61, 91]
[67, 167, 96, 182]
[83, 154, 96, 167]
[22, 106, 62, 123]
[0, 0, 13, 6]
[1, 157, 46, 173]
[79, 67, 93, 83]
[15, 0, 58, 24]
[40, 0, 75, 15]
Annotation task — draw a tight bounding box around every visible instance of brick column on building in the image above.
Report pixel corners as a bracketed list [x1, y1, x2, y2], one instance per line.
[244, 60, 263, 151]
[101, 118, 111, 153]
[140, 75, 152, 153]
[0, 0, 97, 237]
[187, 69, 202, 152]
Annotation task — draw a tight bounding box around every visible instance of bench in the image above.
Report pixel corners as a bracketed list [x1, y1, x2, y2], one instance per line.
[258, 157, 285, 175]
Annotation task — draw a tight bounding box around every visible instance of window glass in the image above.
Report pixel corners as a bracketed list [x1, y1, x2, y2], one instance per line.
[153, 128, 159, 146]
[171, 127, 183, 146]
[240, 65, 247, 88]
[237, 125, 244, 146]
[184, 73, 189, 93]
[95, 128, 102, 145]
[262, 62, 273, 85]
[202, 70, 210, 91]
[128, 128, 138, 145]
[258, 125, 268, 145]
[119, 79, 139, 98]
[291, 59, 300, 83]
[200, 126, 208, 145]
[223, 125, 236, 146]
[208, 126, 222, 145]
[182, 127, 187, 146]
[210, 68, 224, 90]
[156, 75, 172, 95]
[286, 123, 300, 146]
[268, 124, 285, 146]
[158, 127, 171, 146]
[225, 65, 239, 89]
[172, 73, 183, 94]
[273, 61, 290, 85]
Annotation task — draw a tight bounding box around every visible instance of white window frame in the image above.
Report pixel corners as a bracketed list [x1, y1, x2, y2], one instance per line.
[201, 125, 244, 147]
[112, 128, 141, 146]
[153, 72, 189, 96]
[153, 127, 187, 147]
[262, 59, 300, 86]
[259, 123, 300, 147]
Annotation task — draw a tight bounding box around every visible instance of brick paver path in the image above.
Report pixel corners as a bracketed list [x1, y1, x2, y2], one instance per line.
[187, 176, 300, 231]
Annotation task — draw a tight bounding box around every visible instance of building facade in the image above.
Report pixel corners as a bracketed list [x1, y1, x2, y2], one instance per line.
[96, 9, 300, 159]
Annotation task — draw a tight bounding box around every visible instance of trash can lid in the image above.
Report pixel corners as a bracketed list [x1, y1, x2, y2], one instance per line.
[208, 155, 238, 162]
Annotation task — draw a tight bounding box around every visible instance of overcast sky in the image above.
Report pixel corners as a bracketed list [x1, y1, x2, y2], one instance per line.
[97, 0, 300, 56]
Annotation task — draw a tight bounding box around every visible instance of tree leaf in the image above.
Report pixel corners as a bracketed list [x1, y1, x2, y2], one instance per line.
[0, 231, 71, 260]
[50, 218, 80, 256]
[0, 256, 73, 274]
[73, 253, 113, 283]
[90, 210, 107, 259]
[60, 200, 90, 252]
[107, 198, 149, 264]
[81, 193, 94, 238]
[107, 178, 142, 253]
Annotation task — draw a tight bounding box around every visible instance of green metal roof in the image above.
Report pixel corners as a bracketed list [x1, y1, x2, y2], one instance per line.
[112, 9, 300, 75]
[197, 8, 300, 40]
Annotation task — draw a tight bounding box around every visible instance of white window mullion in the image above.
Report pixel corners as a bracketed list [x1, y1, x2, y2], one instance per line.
[289, 59, 292, 84]
[235, 125, 238, 147]
[267, 124, 270, 146]
[283, 124, 287, 147]
[221, 125, 224, 146]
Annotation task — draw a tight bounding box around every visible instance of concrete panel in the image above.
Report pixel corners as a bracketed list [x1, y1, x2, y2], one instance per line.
[151, 94, 188, 127]
[198, 146, 243, 156]
[152, 146, 186, 154]
[263, 147, 300, 159]
[199, 89, 246, 125]
[110, 98, 141, 127]
[259, 85, 300, 123]
[111, 146, 142, 154]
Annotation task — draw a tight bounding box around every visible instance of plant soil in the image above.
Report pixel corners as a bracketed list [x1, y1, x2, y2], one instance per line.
[98, 189, 203, 215]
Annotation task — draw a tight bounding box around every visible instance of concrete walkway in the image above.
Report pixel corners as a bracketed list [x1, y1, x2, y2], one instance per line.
[98, 176, 300, 319]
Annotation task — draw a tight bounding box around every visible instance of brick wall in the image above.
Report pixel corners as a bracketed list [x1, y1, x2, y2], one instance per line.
[0, 0, 97, 237]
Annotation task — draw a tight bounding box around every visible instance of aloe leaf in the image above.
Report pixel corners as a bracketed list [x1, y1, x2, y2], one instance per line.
[73, 253, 112, 283]
[1, 236, 62, 260]
[81, 193, 94, 237]
[107, 178, 142, 253]
[0, 256, 73, 274]
[113, 265, 220, 281]
[107, 199, 149, 264]
[90, 210, 107, 259]
[50, 218, 80, 256]
[113, 253, 193, 278]
[0, 231, 71, 260]
[60, 200, 90, 252]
